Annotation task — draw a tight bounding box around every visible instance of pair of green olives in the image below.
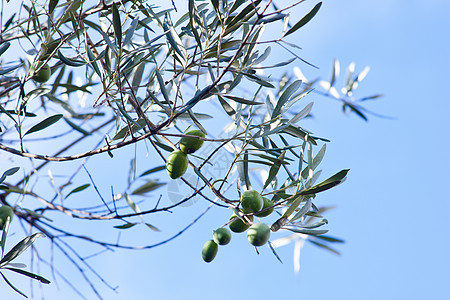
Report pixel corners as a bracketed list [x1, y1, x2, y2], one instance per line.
[166, 130, 205, 179]
[239, 190, 274, 217]
[228, 190, 274, 247]
[30, 61, 51, 83]
[202, 227, 232, 263]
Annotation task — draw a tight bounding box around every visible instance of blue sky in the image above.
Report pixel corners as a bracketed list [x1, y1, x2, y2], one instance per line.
[1, 0, 450, 299]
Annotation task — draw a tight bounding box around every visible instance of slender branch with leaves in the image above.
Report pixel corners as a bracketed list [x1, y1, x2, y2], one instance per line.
[0, 0, 381, 298]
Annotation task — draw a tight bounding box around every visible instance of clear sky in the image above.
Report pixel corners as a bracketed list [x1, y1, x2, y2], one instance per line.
[1, 0, 450, 299]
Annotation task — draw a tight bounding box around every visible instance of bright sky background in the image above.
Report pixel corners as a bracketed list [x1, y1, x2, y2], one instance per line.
[1, 0, 450, 299]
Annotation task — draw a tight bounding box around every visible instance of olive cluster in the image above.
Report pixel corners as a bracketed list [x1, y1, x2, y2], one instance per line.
[202, 190, 274, 263]
[166, 130, 205, 179]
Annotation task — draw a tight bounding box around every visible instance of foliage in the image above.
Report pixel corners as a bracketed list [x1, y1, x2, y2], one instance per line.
[0, 0, 380, 298]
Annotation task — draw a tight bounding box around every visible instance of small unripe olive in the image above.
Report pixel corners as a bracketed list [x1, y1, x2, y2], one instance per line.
[0, 206, 14, 230]
[179, 130, 205, 154]
[255, 197, 274, 217]
[229, 213, 253, 233]
[202, 240, 218, 263]
[247, 223, 271, 247]
[213, 228, 231, 245]
[166, 150, 188, 179]
[31, 61, 51, 83]
[240, 190, 263, 214]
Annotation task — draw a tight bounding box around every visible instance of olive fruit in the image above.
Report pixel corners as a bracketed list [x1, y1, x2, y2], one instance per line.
[202, 240, 218, 263]
[213, 228, 231, 245]
[247, 223, 271, 247]
[179, 130, 205, 154]
[0, 206, 14, 230]
[255, 197, 274, 217]
[229, 213, 253, 233]
[31, 61, 51, 83]
[166, 150, 188, 179]
[240, 190, 263, 214]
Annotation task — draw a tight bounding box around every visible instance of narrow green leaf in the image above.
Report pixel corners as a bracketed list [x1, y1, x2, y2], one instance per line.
[4, 110, 36, 117]
[211, 0, 220, 16]
[0, 233, 45, 266]
[131, 180, 165, 195]
[5, 268, 50, 284]
[48, 0, 58, 14]
[21, 208, 53, 222]
[112, 118, 146, 141]
[308, 240, 341, 255]
[282, 125, 317, 145]
[243, 72, 275, 88]
[268, 240, 284, 264]
[263, 150, 286, 190]
[187, 110, 207, 134]
[188, 0, 203, 50]
[123, 18, 139, 47]
[85, 42, 101, 77]
[153, 140, 173, 152]
[112, 3, 122, 46]
[299, 169, 349, 195]
[0, 167, 20, 184]
[291, 198, 312, 222]
[301, 219, 328, 229]
[360, 94, 384, 101]
[155, 69, 170, 105]
[57, 50, 86, 67]
[226, 0, 262, 28]
[65, 184, 90, 199]
[301, 144, 326, 179]
[0, 42, 11, 57]
[283, 227, 328, 236]
[163, 18, 186, 62]
[271, 194, 303, 232]
[1, 216, 11, 256]
[344, 103, 368, 121]
[315, 235, 345, 243]
[223, 95, 263, 105]
[330, 58, 339, 87]
[139, 166, 166, 177]
[63, 117, 91, 136]
[145, 223, 161, 232]
[284, 2, 322, 37]
[0, 272, 27, 298]
[291, 102, 313, 123]
[217, 95, 236, 116]
[125, 193, 142, 218]
[24, 114, 63, 136]
[114, 223, 137, 229]
[272, 80, 302, 118]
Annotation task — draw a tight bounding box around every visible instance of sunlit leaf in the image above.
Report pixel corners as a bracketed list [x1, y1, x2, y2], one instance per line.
[0, 233, 45, 266]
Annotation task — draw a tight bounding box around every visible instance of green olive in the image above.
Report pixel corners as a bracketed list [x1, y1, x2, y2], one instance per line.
[179, 130, 205, 154]
[229, 213, 253, 233]
[0, 206, 14, 230]
[247, 223, 271, 247]
[166, 150, 188, 179]
[213, 228, 231, 245]
[255, 197, 274, 217]
[202, 240, 218, 263]
[240, 190, 263, 214]
[31, 61, 51, 83]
